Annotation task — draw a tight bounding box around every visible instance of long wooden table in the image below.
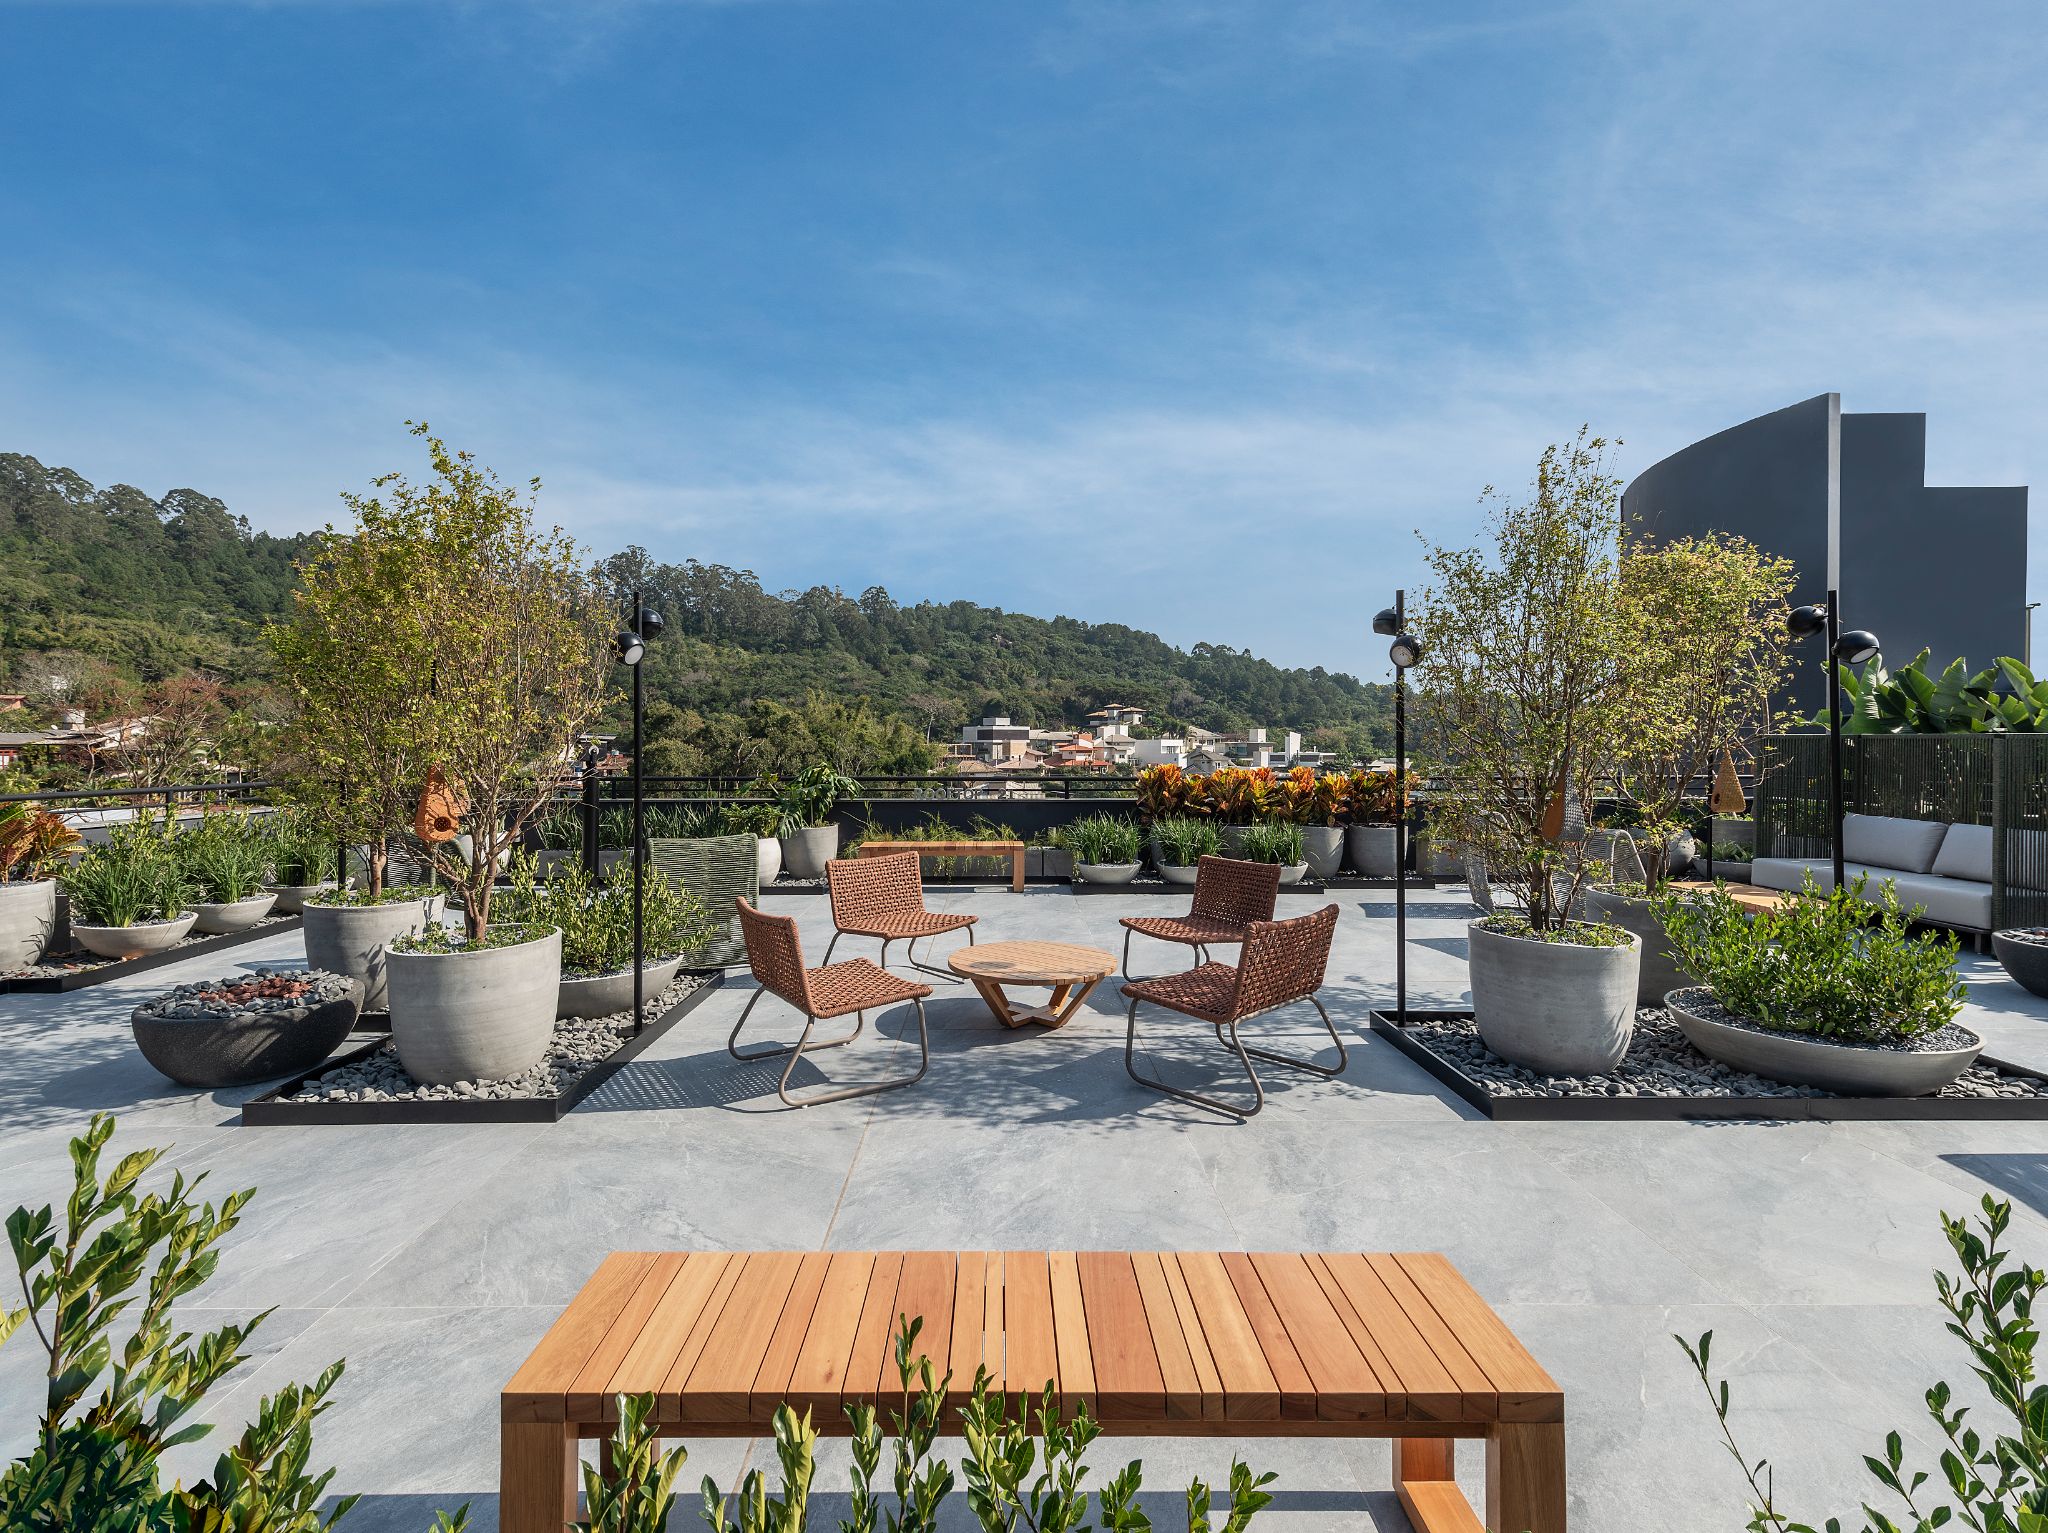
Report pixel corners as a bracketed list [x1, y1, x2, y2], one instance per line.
[858, 837, 1027, 891]
[501, 1250, 1565, 1533]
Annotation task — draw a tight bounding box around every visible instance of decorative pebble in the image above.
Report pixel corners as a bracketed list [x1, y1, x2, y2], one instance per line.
[281, 975, 709, 1104]
[134, 968, 354, 1022]
[1408, 1009, 2048, 1102]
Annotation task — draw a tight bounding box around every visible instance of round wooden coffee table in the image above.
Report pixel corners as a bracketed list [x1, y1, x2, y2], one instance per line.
[948, 940, 1116, 1030]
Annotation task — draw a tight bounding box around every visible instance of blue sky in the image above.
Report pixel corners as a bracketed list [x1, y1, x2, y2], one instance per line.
[2, 0, 2042, 674]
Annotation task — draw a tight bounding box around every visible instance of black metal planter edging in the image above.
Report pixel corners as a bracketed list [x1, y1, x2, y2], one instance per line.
[240, 972, 727, 1126]
[3, 918, 306, 994]
[1370, 1009, 2048, 1122]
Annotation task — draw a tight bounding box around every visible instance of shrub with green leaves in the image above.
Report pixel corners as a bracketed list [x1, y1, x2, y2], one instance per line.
[1480, 913, 1633, 947]
[499, 853, 714, 973]
[778, 765, 862, 829]
[266, 809, 336, 887]
[1060, 813, 1142, 866]
[1152, 815, 1224, 868]
[1237, 821, 1304, 866]
[61, 819, 194, 926]
[0, 1112, 356, 1533]
[179, 813, 274, 902]
[1685, 1196, 2048, 1530]
[1654, 872, 1965, 1043]
[532, 805, 587, 852]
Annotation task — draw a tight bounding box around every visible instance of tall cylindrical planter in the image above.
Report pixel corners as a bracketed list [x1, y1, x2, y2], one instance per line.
[388, 927, 562, 1085]
[0, 879, 58, 968]
[1346, 824, 1400, 878]
[1585, 887, 1694, 1008]
[1416, 833, 1464, 878]
[779, 825, 840, 880]
[301, 897, 434, 1013]
[1467, 918, 1640, 1075]
[1299, 826, 1345, 881]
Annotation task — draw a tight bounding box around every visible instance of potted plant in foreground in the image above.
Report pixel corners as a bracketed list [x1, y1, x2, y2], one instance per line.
[378, 426, 612, 1087]
[776, 764, 861, 880]
[1409, 432, 1642, 1075]
[179, 814, 278, 933]
[0, 802, 79, 967]
[1239, 820, 1309, 885]
[1150, 815, 1222, 886]
[1655, 873, 1977, 1095]
[1064, 813, 1143, 884]
[61, 820, 199, 961]
[500, 855, 712, 1019]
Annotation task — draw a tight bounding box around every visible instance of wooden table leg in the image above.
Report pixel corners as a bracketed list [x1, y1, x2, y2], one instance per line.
[1047, 977, 1100, 1027]
[500, 1419, 579, 1533]
[973, 979, 1025, 1028]
[1395, 1439, 1479, 1531]
[1487, 1421, 1565, 1533]
[1011, 849, 1025, 891]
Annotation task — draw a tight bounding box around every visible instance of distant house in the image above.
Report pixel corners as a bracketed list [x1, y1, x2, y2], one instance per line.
[0, 694, 25, 713]
[956, 715, 1034, 763]
[0, 732, 44, 770]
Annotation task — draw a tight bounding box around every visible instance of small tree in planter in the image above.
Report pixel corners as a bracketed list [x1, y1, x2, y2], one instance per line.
[1409, 431, 1643, 1075]
[0, 803, 79, 968]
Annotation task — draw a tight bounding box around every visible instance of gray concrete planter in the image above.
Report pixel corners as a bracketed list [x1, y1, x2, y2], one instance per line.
[1027, 848, 1074, 881]
[1219, 825, 1251, 854]
[194, 893, 278, 935]
[1299, 826, 1345, 881]
[1416, 833, 1465, 878]
[756, 837, 784, 884]
[1666, 987, 1983, 1096]
[1585, 887, 1696, 1009]
[1468, 918, 1640, 1075]
[388, 926, 562, 1085]
[132, 980, 364, 1088]
[1156, 860, 1199, 886]
[1994, 930, 2048, 999]
[265, 882, 335, 916]
[0, 879, 58, 968]
[1076, 862, 1142, 885]
[302, 898, 433, 1013]
[1346, 824, 1401, 878]
[557, 952, 686, 1019]
[1272, 862, 1310, 886]
[779, 825, 838, 880]
[71, 913, 200, 961]
[1712, 818, 1756, 853]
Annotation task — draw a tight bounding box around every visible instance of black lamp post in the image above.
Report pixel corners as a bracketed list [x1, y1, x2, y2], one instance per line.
[1374, 594, 1424, 1023]
[613, 592, 664, 1034]
[1787, 588, 1880, 892]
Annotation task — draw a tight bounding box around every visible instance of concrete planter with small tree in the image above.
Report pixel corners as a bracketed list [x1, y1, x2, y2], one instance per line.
[0, 803, 79, 967]
[775, 764, 861, 879]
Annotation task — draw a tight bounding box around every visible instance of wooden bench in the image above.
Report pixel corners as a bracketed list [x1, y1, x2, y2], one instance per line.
[857, 838, 1026, 891]
[501, 1250, 1565, 1533]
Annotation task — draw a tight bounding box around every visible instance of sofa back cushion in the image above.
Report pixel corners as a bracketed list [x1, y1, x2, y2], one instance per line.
[1842, 813, 1950, 874]
[1931, 823, 1993, 884]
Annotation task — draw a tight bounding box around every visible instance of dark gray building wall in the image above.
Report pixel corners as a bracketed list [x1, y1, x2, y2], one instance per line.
[1623, 394, 2028, 714]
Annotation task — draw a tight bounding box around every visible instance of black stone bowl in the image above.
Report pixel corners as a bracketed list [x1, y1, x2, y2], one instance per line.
[1993, 929, 2048, 1000]
[131, 978, 365, 1088]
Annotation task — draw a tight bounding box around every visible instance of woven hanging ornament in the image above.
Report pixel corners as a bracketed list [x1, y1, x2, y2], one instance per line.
[1539, 761, 1569, 844]
[415, 766, 465, 844]
[1710, 751, 1748, 816]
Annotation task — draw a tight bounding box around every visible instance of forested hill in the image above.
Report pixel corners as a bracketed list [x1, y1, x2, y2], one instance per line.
[597, 549, 1391, 749]
[0, 452, 316, 681]
[0, 452, 1390, 754]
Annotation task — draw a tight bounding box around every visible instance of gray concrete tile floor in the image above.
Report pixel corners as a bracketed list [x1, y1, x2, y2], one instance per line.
[4, 884, 2047, 1530]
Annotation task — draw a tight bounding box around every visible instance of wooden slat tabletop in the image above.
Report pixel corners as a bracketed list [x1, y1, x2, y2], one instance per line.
[503, 1251, 1562, 1432]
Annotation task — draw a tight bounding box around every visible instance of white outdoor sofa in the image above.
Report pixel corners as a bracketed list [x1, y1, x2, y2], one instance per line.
[1751, 812, 2002, 945]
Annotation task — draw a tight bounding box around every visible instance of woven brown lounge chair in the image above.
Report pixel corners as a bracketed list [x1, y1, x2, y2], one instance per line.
[1123, 902, 1343, 1119]
[1118, 854, 1279, 979]
[822, 851, 977, 980]
[732, 898, 931, 1107]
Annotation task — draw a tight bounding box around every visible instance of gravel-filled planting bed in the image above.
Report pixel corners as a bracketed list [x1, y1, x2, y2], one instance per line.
[242, 972, 722, 1124]
[1375, 1007, 2048, 1119]
[3, 915, 304, 991]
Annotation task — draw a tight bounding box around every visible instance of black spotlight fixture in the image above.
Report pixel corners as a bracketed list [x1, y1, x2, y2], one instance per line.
[1385, 594, 1424, 1024]
[1371, 606, 1401, 638]
[1786, 589, 1880, 891]
[613, 629, 647, 667]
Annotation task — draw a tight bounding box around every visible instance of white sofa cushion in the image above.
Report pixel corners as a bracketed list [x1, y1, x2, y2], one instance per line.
[1841, 813, 1950, 874]
[1873, 870, 1993, 931]
[1751, 858, 1892, 896]
[1932, 823, 1994, 883]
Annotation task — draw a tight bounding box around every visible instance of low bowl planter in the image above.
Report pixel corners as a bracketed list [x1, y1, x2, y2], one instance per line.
[1585, 886, 1696, 1009]
[1273, 862, 1310, 886]
[1665, 986, 1984, 1097]
[71, 913, 199, 961]
[388, 925, 563, 1085]
[557, 952, 686, 1019]
[1075, 862, 1142, 886]
[0, 879, 58, 967]
[301, 896, 436, 1012]
[1468, 917, 1640, 1075]
[1993, 928, 2048, 1000]
[265, 882, 335, 916]
[1156, 862, 1199, 887]
[193, 893, 279, 934]
[132, 971, 364, 1088]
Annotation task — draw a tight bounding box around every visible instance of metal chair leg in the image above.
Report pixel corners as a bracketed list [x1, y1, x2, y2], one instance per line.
[1124, 997, 1264, 1120]
[729, 985, 863, 1062]
[822, 931, 843, 966]
[776, 996, 929, 1108]
[1121, 927, 1208, 983]
[1237, 994, 1348, 1078]
[901, 928, 973, 982]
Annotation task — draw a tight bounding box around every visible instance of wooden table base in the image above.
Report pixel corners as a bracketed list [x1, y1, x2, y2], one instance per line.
[968, 975, 1105, 1029]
